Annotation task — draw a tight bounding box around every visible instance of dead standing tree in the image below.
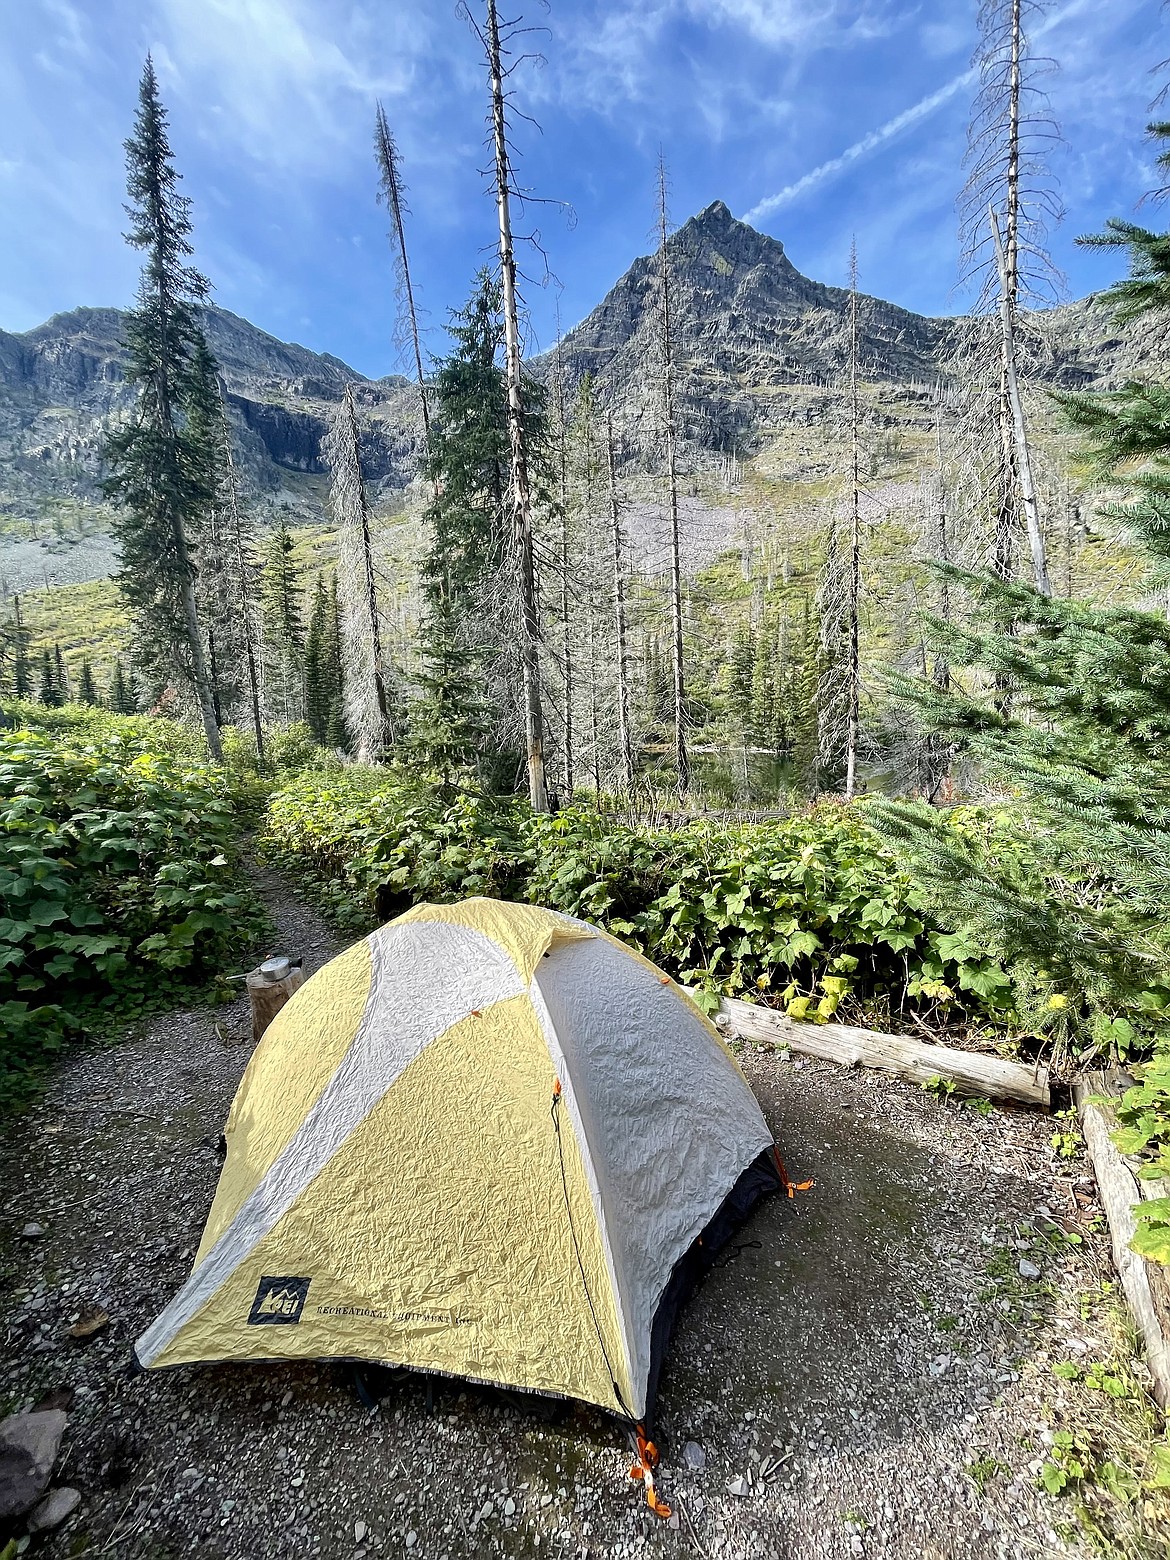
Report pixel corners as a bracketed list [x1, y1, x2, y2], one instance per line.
[374, 103, 430, 441]
[324, 385, 391, 762]
[463, 0, 549, 812]
[656, 156, 689, 796]
[844, 241, 862, 800]
[959, 0, 1061, 592]
[217, 388, 265, 765]
[606, 411, 635, 792]
[552, 326, 575, 797]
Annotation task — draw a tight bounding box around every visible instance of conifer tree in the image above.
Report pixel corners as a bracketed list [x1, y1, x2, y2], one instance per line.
[109, 659, 135, 715]
[304, 574, 346, 747]
[101, 58, 221, 759]
[421, 271, 549, 784]
[423, 274, 508, 609]
[38, 649, 62, 708]
[875, 113, 1170, 1014]
[259, 517, 304, 726]
[78, 658, 99, 706]
[53, 644, 69, 705]
[406, 592, 491, 790]
[10, 597, 31, 699]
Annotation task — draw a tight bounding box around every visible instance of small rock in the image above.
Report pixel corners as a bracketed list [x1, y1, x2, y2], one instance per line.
[68, 1305, 110, 1340]
[1018, 1259, 1041, 1279]
[28, 1486, 81, 1532]
[405, 1531, 417, 1549]
[849, 1537, 865, 1557]
[503, 1497, 516, 1517]
[354, 1520, 367, 1543]
[668, 1511, 681, 1529]
[682, 1441, 706, 1471]
[21, 1223, 44, 1239]
[727, 1475, 750, 1498]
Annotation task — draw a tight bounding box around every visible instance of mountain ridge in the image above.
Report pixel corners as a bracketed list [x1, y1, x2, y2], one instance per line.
[0, 198, 1150, 597]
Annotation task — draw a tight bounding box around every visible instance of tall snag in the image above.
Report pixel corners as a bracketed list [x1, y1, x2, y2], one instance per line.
[374, 104, 430, 440]
[959, 0, 1060, 591]
[218, 392, 266, 764]
[656, 156, 689, 795]
[553, 328, 574, 798]
[325, 385, 391, 761]
[606, 412, 635, 792]
[844, 242, 862, 799]
[480, 0, 548, 811]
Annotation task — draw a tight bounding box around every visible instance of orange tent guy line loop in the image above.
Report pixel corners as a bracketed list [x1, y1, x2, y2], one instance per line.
[629, 1427, 671, 1520]
[772, 1145, 815, 1199]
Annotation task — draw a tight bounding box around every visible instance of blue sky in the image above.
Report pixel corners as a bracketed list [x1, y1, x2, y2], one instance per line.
[0, 0, 1164, 377]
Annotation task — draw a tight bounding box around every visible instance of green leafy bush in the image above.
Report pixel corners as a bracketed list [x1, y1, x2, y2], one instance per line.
[264, 772, 1016, 1031]
[0, 724, 265, 1105]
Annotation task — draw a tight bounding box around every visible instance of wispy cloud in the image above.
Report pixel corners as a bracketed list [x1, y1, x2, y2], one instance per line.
[742, 68, 973, 222]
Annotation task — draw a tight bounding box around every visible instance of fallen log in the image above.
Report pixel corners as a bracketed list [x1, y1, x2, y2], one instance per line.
[1074, 1072, 1170, 1411]
[693, 992, 1050, 1108]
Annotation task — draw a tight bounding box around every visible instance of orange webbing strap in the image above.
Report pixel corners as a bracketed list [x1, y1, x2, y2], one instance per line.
[772, 1144, 814, 1199]
[629, 1425, 671, 1519]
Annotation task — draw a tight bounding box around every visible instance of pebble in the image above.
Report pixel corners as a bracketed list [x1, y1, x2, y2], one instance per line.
[1018, 1259, 1041, 1279]
[503, 1497, 516, 1517]
[682, 1441, 706, 1470]
[28, 1486, 81, 1532]
[405, 1531, 417, 1549]
[354, 1520, 366, 1543]
[21, 1223, 44, 1239]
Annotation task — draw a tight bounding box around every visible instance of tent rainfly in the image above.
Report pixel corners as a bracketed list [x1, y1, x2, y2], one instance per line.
[135, 898, 783, 1424]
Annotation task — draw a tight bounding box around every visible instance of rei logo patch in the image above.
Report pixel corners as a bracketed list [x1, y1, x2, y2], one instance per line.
[248, 1275, 311, 1325]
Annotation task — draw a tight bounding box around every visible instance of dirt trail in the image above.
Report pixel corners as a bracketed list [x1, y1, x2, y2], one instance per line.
[0, 869, 1121, 1558]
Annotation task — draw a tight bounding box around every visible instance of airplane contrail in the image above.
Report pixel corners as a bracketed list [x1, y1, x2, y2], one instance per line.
[741, 0, 1098, 224]
[742, 69, 974, 224]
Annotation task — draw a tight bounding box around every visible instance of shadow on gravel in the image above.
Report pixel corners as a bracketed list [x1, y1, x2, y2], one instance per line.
[655, 1061, 1052, 1462]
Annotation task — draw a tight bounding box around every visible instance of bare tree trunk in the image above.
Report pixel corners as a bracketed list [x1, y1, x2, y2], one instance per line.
[326, 385, 391, 760]
[485, 0, 548, 812]
[990, 205, 1051, 595]
[374, 103, 429, 440]
[179, 568, 222, 760]
[219, 392, 265, 766]
[657, 157, 689, 796]
[844, 242, 862, 801]
[606, 411, 635, 791]
[554, 338, 574, 798]
[933, 395, 951, 691]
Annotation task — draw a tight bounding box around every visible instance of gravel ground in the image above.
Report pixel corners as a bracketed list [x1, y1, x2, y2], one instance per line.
[0, 871, 1127, 1559]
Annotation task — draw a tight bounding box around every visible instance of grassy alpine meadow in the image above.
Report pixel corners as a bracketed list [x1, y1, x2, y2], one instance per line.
[0, 708, 268, 1107]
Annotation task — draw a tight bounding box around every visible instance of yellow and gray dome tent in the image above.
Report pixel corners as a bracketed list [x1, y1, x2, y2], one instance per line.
[135, 898, 782, 1423]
